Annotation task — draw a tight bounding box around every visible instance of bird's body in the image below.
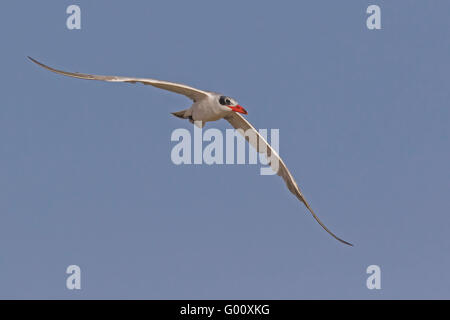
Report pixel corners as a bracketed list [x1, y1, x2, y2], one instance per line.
[28, 56, 353, 246]
[193, 95, 231, 122]
[176, 94, 234, 126]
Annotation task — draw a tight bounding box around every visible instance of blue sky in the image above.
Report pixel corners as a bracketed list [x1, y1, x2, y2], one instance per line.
[1, 1, 449, 299]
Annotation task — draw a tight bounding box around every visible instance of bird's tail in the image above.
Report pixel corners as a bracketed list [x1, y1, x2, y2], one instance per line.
[171, 109, 190, 119]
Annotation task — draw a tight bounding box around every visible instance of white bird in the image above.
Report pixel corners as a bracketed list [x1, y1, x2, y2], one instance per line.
[28, 57, 353, 246]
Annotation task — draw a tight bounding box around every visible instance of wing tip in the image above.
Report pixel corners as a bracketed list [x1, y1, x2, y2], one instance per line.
[27, 56, 45, 68]
[339, 239, 354, 247]
[302, 200, 354, 247]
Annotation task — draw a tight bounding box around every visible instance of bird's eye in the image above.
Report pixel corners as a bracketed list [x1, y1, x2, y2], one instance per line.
[219, 96, 229, 106]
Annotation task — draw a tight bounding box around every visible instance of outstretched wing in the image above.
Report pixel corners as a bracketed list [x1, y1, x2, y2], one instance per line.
[28, 57, 210, 102]
[225, 112, 353, 246]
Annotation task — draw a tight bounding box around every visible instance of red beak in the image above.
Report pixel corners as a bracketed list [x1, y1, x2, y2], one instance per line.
[229, 105, 248, 115]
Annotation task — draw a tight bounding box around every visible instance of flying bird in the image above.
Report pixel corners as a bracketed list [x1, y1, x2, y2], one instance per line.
[28, 56, 353, 246]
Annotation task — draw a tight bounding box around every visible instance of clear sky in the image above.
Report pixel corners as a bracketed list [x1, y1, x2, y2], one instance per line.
[1, 0, 449, 299]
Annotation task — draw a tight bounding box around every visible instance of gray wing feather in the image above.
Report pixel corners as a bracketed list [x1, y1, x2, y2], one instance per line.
[28, 57, 210, 102]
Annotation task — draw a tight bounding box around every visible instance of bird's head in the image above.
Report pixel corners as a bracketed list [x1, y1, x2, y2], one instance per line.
[219, 95, 247, 115]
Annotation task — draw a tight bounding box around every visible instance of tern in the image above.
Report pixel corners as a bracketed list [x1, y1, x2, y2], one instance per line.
[28, 57, 353, 246]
